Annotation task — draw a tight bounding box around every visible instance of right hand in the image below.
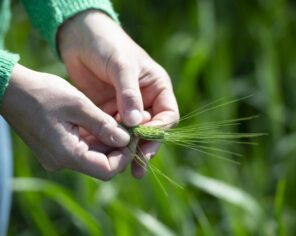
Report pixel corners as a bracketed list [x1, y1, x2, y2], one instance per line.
[0, 64, 131, 180]
[58, 11, 180, 178]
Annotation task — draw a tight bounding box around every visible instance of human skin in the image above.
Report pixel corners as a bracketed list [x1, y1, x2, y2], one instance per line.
[0, 10, 179, 181]
[0, 64, 132, 180]
[58, 10, 180, 178]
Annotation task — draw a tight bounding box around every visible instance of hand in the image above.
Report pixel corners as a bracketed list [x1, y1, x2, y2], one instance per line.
[0, 64, 131, 180]
[58, 10, 180, 178]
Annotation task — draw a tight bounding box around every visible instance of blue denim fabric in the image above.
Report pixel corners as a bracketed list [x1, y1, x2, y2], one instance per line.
[0, 116, 12, 236]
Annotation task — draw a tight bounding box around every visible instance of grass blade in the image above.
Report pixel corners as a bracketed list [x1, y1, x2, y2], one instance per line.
[12, 178, 102, 236]
[182, 169, 262, 220]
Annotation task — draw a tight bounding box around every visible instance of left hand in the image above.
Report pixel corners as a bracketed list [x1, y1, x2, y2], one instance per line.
[58, 10, 179, 178]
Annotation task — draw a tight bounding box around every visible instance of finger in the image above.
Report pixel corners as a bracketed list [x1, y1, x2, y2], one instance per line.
[83, 135, 113, 153]
[69, 148, 132, 181]
[114, 110, 150, 124]
[65, 59, 116, 106]
[142, 111, 152, 124]
[146, 87, 179, 128]
[140, 141, 161, 158]
[141, 70, 179, 127]
[67, 98, 130, 147]
[111, 66, 143, 126]
[79, 127, 90, 138]
[56, 122, 132, 180]
[131, 141, 160, 179]
[114, 112, 121, 123]
[108, 148, 133, 175]
[99, 98, 118, 116]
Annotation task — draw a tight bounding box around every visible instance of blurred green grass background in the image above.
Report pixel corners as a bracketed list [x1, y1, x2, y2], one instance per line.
[5, 0, 296, 235]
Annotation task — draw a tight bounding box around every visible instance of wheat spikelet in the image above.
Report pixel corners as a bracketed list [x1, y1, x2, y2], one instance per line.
[127, 96, 266, 192]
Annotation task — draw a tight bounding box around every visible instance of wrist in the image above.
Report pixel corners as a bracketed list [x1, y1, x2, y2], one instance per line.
[1, 64, 21, 116]
[0, 64, 35, 118]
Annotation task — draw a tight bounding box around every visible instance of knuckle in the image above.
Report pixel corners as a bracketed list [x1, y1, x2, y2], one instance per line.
[144, 64, 172, 89]
[157, 66, 169, 77]
[144, 59, 168, 77]
[72, 145, 86, 160]
[110, 57, 131, 74]
[150, 77, 168, 93]
[74, 95, 87, 110]
[157, 67, 171, 84]
[149, 63, 171, 81]
[121, 89, 142, 112]
[66, 144, 88, 168]
[114, 55, 133, 70]
[84, 158, 117, 181]
[121, 88, 140, 101]
[65, 94, 88, 115]
[109, 56, 138, 78]
[93, 117, 113, 137]
[100, 160, 118, 181]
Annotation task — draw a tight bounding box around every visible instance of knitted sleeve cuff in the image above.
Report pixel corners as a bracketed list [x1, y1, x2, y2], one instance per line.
[0, 51, 20, 105]
[22, 0, 120, 57]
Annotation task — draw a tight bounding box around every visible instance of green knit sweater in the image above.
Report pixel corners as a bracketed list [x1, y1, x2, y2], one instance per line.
[0, 0, 119, 104]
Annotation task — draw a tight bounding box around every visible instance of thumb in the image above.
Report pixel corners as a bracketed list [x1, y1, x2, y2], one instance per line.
[68, 97, 130, 147]
[111, 67, 143, 127]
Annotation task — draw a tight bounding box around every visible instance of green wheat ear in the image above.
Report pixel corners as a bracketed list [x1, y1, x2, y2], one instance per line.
[130, 126, 167, 141]
[127, 96, 267, 193]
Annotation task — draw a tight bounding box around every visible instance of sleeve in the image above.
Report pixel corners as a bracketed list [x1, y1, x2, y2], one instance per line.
[22, 0, 120, 57]
[0, 50, 20, 105]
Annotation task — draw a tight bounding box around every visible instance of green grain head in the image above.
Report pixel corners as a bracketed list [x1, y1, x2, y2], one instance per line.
[130, 125, 167, 141]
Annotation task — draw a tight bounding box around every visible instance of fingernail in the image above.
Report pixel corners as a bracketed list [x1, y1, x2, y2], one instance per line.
[112, 127, 130, 146]
[125, 109, 142, 126]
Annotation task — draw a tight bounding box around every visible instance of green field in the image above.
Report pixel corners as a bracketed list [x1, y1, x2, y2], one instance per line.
[6, 0, 296, 235]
